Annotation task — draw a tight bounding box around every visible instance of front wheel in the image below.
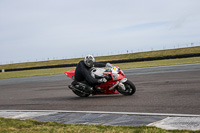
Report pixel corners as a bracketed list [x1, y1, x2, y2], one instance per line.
[117, 80, 136, 96]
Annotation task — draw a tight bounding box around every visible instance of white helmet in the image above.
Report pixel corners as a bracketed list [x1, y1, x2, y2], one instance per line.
[84, 55, 95, 67]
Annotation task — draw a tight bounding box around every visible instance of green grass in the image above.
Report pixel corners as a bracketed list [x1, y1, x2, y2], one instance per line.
[115, 56, 200, 69]
[1, 56, 200, 79]
[1, 46, 200, 70]
[0, 67, 75, 79]
[0, 46, 200, 79]
[0, 117, 198, 133]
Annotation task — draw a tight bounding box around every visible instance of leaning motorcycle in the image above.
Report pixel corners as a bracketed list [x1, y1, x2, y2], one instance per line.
[64, 63, 136, 97]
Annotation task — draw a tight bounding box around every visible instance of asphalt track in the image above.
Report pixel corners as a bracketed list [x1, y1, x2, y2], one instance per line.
[0, 63, 200, 115]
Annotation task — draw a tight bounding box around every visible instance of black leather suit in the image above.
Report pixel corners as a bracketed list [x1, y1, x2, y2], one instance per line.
[75, 60, 106, 86]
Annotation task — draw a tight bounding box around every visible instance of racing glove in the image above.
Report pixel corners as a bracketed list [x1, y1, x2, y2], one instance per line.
[97, 78, 107, 83]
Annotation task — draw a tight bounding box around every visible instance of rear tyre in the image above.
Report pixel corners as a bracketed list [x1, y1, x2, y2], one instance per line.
[69, 81, 90, 97]
[118, 80, 136, 96]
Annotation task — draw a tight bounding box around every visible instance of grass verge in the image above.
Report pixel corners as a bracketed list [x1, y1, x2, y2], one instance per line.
[0, 56, 200, 79]
[1, 46, 200, 70]
[0, 117, 198, 133]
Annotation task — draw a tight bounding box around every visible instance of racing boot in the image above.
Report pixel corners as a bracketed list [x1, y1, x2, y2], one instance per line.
[85, 86, 93, 93]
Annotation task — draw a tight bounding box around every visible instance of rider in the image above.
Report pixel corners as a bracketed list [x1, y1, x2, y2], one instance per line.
[74, 55, 107, 93]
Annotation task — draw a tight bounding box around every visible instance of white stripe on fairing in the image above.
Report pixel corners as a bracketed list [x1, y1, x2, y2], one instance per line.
[1, 110, 200, 117]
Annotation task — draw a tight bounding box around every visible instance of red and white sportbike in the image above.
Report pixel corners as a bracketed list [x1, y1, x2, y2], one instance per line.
[65, 63, 136, 97]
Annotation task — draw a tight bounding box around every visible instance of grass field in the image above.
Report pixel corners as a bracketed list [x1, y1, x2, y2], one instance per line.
[0, 46, 200, 79]
[0, 117, 197, 133]
[0, 56, 200, 79]
[1, 46, 200, 70]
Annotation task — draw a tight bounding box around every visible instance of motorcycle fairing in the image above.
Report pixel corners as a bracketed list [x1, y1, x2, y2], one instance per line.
[65, 70, 75, 80]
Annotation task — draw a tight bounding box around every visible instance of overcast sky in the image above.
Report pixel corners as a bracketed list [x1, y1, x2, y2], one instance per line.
[0, 0, 200, 64]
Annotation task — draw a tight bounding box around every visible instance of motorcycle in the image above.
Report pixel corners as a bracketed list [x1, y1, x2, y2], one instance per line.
[64, 63, 136, 97]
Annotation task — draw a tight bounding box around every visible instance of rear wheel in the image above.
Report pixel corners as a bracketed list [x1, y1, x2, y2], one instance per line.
[117, 80, 136, 96]
[69, 81, 91, 97]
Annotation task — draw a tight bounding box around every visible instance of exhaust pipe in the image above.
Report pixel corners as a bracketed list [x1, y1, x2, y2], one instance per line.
[68, 85, 84, 93]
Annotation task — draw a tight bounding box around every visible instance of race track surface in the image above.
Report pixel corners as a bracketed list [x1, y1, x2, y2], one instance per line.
[0, 63, 200, 114]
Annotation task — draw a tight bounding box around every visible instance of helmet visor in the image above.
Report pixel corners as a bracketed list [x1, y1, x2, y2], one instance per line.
[87, 60, 94, 67]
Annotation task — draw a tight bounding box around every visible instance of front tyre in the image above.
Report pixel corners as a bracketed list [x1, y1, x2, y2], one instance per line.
[118, 80, 136, 96]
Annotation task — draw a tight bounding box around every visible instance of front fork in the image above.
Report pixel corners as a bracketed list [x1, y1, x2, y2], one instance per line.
[108, 78, 127, 91]
[118, 78, 127, 91]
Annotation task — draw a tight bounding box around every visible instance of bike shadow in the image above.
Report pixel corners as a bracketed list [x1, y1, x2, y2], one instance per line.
[30, 94, 132, 102]
[68, 94, 127, 100]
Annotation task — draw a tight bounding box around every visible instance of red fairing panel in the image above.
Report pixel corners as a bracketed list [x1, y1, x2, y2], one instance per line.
[65, 70, 75, 80]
